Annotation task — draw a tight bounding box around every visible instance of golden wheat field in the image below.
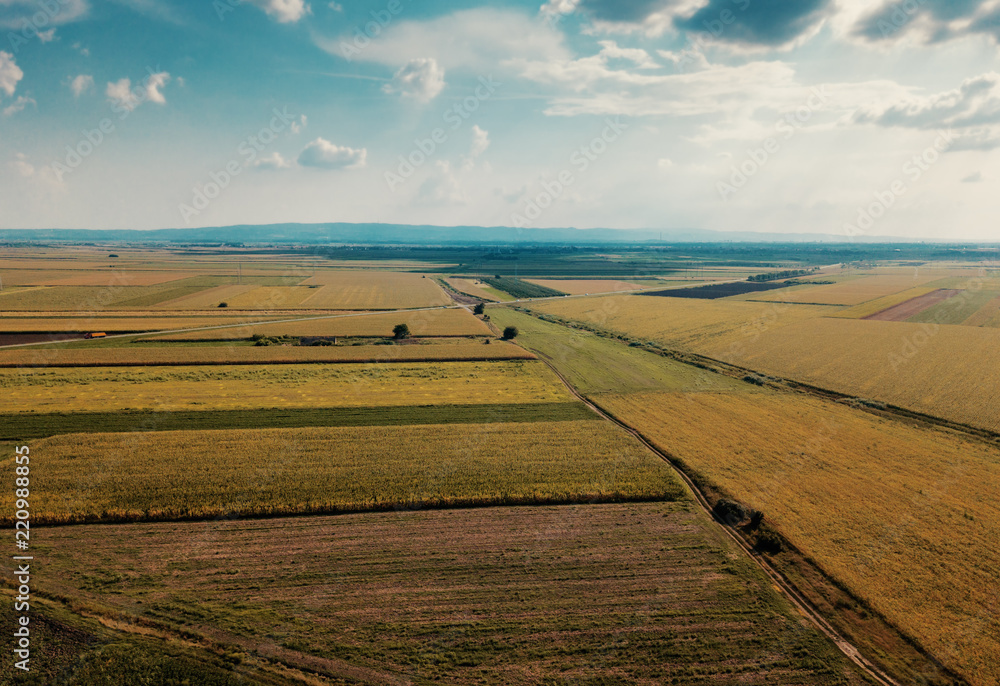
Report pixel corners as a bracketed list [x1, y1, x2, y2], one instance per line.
[298, 271, 452, 309]
[153, 284, 261, 309]
[7, 421, 685, 524]
[738, 274, 942, 305]
[528, 294, 832, 354]
[0, 360, 573, 413]
[595, 390, 1000, 686]
[445, 277, 508, 301]
[146, 307, 490, 340]
[0, 341, 533, 367]
[707, 317, 1000, 432]
[0, 315, 281, 333]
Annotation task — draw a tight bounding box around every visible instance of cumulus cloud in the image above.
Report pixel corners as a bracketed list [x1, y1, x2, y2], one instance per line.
[317, 8, 569, 72]
[106, 71, 171, 111]
[297, 137, 366, 169]
[850, 0, 1000, 45]
[246, 0, 310, 23]
[0, 51, 23, 98]
[70, 74, 94, 97]
[854, 72, 1000, 128]
[462, 125, 490, 171]
[418, 127, 491, 205]
[382, 58, 445, 102]
[2, 94, 33, 116]
[0, 0, 88, 30]
[291, 114, 307, 133]
[254, 152, 291, 170]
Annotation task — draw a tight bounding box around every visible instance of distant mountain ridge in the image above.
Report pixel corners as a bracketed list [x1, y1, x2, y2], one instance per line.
[0, 223, 940, 245]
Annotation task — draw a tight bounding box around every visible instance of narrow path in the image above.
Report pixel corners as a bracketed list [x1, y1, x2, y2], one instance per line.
[522, 341, 901, 686]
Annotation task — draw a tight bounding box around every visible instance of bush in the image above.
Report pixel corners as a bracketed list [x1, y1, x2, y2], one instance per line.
[393, 323, 410, 340]
[754, 526, 783, 554]
[502, 326, 518, 340]
[713, 498, 749, 526]
[742, 374, 765, 386]
[218, 302, 228, 308]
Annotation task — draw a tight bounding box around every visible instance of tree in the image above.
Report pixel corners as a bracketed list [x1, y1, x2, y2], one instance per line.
[393, 323, 411, 340]
[502, 326, 518, 340]
[473, 303, 485, 315]
[218, 302, 228, 308]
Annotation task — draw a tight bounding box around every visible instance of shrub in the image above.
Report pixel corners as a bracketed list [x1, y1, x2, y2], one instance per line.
[502, 326, 518, 340]
[393, 323, 411, 340]
[754, 526, 783, 554]
[713, 498, 749, 526]
[218, 302, 228, 308]
[473, 303, 485, 315]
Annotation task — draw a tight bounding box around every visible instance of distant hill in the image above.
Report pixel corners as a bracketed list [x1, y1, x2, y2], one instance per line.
[0, 223, 935, 245]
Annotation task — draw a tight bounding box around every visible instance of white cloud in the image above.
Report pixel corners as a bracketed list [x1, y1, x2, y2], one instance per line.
[246, 0, 310, 23]
[72, 42, 90, 57]
[297, 137, 366, 169]
[852, 72, 1000, 151]
[254, 152, 291, 169]
[657, 158, 674, 169]
[0, 51, 23, 98]
[2, 94, 33, 116]
[291, 114, 307, 133]
[70, 74, 94, 97]
[382, 58, 446, 102]
[37, 28, 56, 42]
[317, 8, 570, 72]
[106, 71, 171, 111]
[596, 40, 659, 69]
[327, 1, 342, 10]
[419, 127, 492, 205]
[0, 0, 88, 30]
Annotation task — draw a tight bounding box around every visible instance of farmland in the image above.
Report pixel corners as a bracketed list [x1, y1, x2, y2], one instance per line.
[594, 390, 1000, 686]
[524, 278, 649, 294]
[0, 360, 573, 413]
[0, 340, 533, 367]
[710, 317, 1000, 433]
[8, 421, 685, 524]
[20, 503, 868, 684]
[480, 276, 566, 299]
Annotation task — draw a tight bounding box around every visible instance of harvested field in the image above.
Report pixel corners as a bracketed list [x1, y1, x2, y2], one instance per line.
[24, 504, 866, 684]
[909, 289, 1000, 325]
[524, 279, 647, 295]
[223, 286, 319, 309]
[527, 294, 832, 355]
[0, 341, 533, 367]
[298, 272, 451, 309]
[43, 271, 197, 286]
[145, 308, 490, 340]
[154, 284, 259, 309]
[742, 274, 941, 306]
[11, 422, 686, 523]
[709, 317, 1000, 433]
[832, 286, 940, 319]
[863, 289, 962, 321]
[595, 390, 1000, 685]
[642, 281, 792, 299]
[445, 278, 509, 302]
[0, 360, 574, 413]
[0, 316, 280, 334]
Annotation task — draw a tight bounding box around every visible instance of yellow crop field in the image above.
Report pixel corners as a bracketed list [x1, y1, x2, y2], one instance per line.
[0, 316, 279, 333]
[0, 286, 132, 312]
[528, 294, 832, 355]
[9, 421, 685, 524]
[739, 274, 941, 306]
[0, 360, 573, 413]
[706, 317, 1000, 433]
[44, 271, 197, 286]
[299, 271, 451, 309]
[595, 390, 1000, 685]
[0, 341, 533, 367]
[830, 285, 939, 318]
[217, 285, 318, 309]
[525, 279, 647, 295]
[154, 284, 259, 309]
[445, 277, 508, 301]
[147, 307, 491, 340]
[966, 295, 1000, 327]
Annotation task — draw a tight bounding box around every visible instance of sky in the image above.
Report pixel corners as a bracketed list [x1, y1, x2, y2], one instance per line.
[1, 0, 1000, 240]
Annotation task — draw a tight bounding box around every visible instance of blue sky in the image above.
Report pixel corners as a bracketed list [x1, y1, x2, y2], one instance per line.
[2, 0, 1000, 239]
